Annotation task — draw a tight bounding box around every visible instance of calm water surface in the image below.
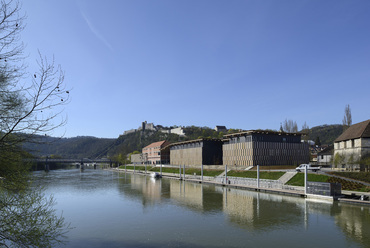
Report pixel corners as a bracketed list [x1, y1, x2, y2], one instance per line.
[33, 169, 370, 248]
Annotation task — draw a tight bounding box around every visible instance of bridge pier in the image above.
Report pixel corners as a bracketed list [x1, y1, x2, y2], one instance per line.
[45, 157, 49, 172]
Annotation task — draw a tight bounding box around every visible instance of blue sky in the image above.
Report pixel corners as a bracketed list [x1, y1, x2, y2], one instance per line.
[21, 0, 370, 138]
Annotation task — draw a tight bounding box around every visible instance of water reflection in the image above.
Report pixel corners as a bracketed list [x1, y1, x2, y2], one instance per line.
[335, 203, 370, 245]
[116, 171, 370, 247]
[118, 174, 164, 207]
[34, 169, 370, 248]
[168, 180, 223, 214]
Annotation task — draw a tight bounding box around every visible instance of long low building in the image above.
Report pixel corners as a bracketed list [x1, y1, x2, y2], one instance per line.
[167, 139, 223, 166]
[223, 130, 309, 168]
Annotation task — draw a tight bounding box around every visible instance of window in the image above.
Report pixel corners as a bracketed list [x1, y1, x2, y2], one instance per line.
[351, 139, 355, 148]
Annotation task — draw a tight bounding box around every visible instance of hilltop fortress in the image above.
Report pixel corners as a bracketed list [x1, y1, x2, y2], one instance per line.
[123, 121, 186, 136]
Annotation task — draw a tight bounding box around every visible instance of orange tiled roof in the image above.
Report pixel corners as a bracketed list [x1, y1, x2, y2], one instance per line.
[143, 140, 169, 149]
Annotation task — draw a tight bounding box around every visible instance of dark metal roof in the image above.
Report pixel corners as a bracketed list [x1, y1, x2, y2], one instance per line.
[334, 119, 370, 142]
[168, 138, 221, 146]
[162, 138, 222, 150]
[223, 130, 303, 138]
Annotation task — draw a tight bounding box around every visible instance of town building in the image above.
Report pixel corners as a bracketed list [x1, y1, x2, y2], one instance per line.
[142, 140, 171, 165]
[317, 145, 334, 166]
[169, 127, 186, 136]
[167, 138, 223, 166]
[215, 126, 227, 132]
[334, 119, 370, 170]
[223, 130, 309, 168]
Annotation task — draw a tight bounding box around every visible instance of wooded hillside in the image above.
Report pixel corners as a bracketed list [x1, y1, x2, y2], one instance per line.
[23, 124, 344, 159]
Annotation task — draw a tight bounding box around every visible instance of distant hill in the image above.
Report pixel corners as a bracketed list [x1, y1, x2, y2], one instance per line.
[23, 124, 344, 159]
[306, 124, 343, 146]
[22, 135, 116, 159]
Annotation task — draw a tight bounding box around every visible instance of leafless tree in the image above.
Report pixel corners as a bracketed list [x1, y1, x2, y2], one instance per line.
[301, 121, 309, 132]
[301, 121, 309, 140]
[0, 1, 70, 246]
[342, 104, 352, 131]
[0, 0, 69, 150]
[282, 119, 298, 133]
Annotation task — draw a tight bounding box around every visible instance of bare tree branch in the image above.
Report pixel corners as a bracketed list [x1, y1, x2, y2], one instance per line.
[342, 104, 352, 131]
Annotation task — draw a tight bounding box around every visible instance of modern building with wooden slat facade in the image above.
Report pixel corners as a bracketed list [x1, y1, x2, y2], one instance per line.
[223, 130, 309, 168]
[167, 139, 223, 166]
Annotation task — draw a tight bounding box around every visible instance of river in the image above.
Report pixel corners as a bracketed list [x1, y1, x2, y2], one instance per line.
[33, 168, 370, 248]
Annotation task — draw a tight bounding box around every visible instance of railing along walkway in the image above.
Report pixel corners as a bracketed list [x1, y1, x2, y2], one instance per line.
[116, 168, 305, 195]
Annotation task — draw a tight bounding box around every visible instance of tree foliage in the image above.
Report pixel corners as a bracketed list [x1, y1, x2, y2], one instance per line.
[0, 149, 70, 247]
[0, 1, 70, 246]
[306, 124, 343, 146]
[281, 119, 298, 133]
[359, 153, 370, 172]
[0, 1, 69, 151]
[22, 135, 116, 159]
[301, 121, 309, 132]
[342, 104, 352, 131]
[334, 153, 345, 168]
[0, 181, 69, 247]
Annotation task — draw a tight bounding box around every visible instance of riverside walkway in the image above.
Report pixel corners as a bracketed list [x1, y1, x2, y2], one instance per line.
[110, 167, 370, 206]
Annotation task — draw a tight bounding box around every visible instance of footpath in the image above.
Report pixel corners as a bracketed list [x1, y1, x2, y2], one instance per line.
[110, 168, 370, 206]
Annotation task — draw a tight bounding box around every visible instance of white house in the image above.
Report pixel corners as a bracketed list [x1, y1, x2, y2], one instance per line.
[317, 145, 333, 165]
[334, 119, 370, 170]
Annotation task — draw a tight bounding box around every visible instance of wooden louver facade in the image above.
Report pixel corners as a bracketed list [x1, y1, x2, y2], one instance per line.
[223, 131, 309, 168]
[168, 139, 223, 166]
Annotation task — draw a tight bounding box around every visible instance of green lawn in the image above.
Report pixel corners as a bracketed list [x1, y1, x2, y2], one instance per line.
[227, 170, 285, 180]
[249, 165, 297, 171]
[286, 173, 329, 186]
[150, 167, 180, 174]
[119, 165, 151, 171]
[150, 167, 223, 176]
[286, 173, 370, 192]
[329, 172, 370, 184]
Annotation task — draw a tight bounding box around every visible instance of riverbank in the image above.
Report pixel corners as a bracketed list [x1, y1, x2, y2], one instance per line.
[109, 167, 370, 206]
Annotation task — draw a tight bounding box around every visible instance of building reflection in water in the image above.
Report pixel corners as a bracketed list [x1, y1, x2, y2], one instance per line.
[117, 173, 166, 207]
[335, 203, 370, 245]
[220, 187, 304, 230]
[117, 173, 370, 246]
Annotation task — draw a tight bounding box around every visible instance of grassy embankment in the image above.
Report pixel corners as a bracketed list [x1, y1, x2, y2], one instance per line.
[118, 165, 284, 179]
[227, 170, 285, 180]
[287, 172, 370, 192]
[118, 165, 224, 177]
[118, 165, 370, 192]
